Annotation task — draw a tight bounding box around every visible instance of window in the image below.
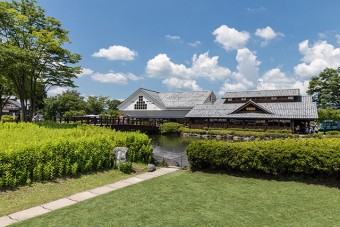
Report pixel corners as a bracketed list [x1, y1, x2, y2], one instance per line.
[134, 96, 147, 109]
[246, 107, 256, 111]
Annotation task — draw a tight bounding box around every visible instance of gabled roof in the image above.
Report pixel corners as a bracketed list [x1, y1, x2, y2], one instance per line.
[186, 96, 318, 119]
[159, 90, 214, 109]
[118, 88, 215, 110]
[117, 88, 166, 110]
[222, 89, 300, 99]
[231, 100, 273, 114]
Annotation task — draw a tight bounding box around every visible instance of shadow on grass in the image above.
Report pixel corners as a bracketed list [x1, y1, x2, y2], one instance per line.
[190, 168, 340, 189]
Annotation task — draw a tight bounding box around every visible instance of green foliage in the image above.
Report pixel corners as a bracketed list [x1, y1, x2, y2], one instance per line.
[1, 115, 14, 123]
[118, 162, 133, 174]
[318, 108, 340, 121]
[0, 122, 152, 188]
[0, 0, 81, 121]
[160, 122, 182, 134]
[181, 127, 293, 138]
[186, 138, 340, 178]
[87, 96, 108, 115]
[308, 67, 340, 108]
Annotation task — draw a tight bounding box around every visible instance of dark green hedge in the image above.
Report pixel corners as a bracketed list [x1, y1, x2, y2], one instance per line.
[186, 138, 340, 178]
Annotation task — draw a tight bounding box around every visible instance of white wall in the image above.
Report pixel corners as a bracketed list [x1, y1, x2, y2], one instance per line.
[122, 95, 162, 110]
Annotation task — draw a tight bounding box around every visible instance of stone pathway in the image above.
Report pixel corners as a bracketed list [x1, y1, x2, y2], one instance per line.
[0, 167, 179, 227]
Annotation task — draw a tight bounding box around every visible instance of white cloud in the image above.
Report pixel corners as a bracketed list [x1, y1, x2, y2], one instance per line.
[146, 52, 231, 81]
[246, 6, 266, 13]
[162, 78, 202, 91]
[294, 40, 340, 79]
[92, 45, 137, 61]
[336, 34, 340, 45]
[188, 41, 201, 48]
[47, 87, 68, 96]
[218, 48, 260, 95]
[255, 26, 284, 46]
[165, 35, 181, 41]
[213, 25, 250, 51]
[77, 68, 93, 78]
[91, 72, 141, 84]
[292, 80, 309, 95]
[257, 68, 294, 90]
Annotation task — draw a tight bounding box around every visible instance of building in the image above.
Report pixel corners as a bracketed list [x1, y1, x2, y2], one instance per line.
[1, 96, 21, 116]
[186, 89, 318, 131]
[118, 88, 216, 122]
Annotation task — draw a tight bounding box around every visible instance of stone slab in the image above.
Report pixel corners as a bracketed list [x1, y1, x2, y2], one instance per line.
[107, 181, 131, 189]
[8, 206, 50, 221]
[67, 191, 98, 202]
[135, 173, 157, 180]
[0, 216, 18, 227]
[122, 177, 145, 184]
[41, 198, 77, 211]
[88, 186, 117, 195]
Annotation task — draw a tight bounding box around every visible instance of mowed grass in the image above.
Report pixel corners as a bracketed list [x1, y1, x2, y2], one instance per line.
[0, 163, 146, 217]
[12, 171, 340, 227]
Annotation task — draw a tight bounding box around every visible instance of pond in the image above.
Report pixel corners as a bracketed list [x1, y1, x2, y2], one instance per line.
[150, 134, 198, 168]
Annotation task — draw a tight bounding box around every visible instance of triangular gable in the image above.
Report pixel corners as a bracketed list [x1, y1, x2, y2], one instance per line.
[118, 88, 166, 110]
[230, 100, 273, 114]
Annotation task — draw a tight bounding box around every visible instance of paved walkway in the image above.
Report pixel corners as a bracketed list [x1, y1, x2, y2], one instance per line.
[0, 167, 179, 227]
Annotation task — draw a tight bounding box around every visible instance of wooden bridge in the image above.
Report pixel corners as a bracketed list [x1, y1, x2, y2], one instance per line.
[54, 116, 160, 133]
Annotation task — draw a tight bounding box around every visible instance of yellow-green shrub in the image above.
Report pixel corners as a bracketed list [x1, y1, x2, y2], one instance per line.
[0, 122, 152, 188]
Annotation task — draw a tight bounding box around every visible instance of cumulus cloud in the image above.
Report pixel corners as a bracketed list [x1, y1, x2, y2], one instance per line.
[162, 77, 202, 91]
[91, 72, 141, 84]
[218, 48, 260, 95]
[47, 87, 68, 96]
[213, 25, 250, 51]
[146, 52, 231, 81]
[92, 45, 137, 61]
[336, 34, 340, 45]
[255, 26, 284, 46]
[257, 68, 294, 90]
[292, 80, 309, 95]
[294, 40, 340, 79]
[77, 68, 94, 78]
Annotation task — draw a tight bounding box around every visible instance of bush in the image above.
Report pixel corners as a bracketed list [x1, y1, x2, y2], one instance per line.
[0, 122, 152, 188]
[186, 138, 340, 178]
[160, 122, 182, 134]
[1, 115, 14, 123]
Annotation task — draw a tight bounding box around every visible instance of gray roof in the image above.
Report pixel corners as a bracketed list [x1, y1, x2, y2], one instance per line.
[159, 91, 213, 109]
[222, 89, 300, 99]
[118, 88, 215, 110]
[121, 110, 190, 119]
[186, 96, 318, 119]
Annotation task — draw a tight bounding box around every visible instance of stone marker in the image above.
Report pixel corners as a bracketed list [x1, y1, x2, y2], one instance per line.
[113, 147, 128, 164]
[147, 164, 156, 172]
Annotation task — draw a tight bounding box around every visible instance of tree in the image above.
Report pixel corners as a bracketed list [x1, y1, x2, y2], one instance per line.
[307, 67, 340, 109]
[87, 96, 108, 115]
[107, 99, 122, 111]
[0, 0, 81, 121]
[0, 75, 15, 119]
[317, 108, 340, 121]
[43, 90, 87, 119]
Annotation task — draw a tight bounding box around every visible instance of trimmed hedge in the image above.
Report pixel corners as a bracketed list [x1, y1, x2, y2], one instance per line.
[160, 122, 182, 134]
[0, 122, 152, 188]
[186, 138, 340, 178]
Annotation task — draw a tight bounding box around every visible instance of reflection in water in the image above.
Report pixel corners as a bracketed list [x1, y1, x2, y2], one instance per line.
[150, 134, 198, 167]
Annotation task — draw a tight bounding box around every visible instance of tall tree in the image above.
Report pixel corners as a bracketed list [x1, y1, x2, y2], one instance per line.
[0, 0, 81, 121]
[87, 96, 108, 115]
[307, 67, 340, 109]
[0, 75, 15, 119]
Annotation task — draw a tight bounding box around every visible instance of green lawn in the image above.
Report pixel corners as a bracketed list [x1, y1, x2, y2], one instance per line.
[12, 171, 340, 227]
[0, 163, 146, 217]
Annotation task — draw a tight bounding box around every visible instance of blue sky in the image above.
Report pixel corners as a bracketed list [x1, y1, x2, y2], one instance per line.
[40, 0, 340, 100]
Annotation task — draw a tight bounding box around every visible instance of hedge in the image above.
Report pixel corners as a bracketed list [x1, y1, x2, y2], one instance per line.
[0, 122, 152, 188]
[186, 138, 340, 178]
